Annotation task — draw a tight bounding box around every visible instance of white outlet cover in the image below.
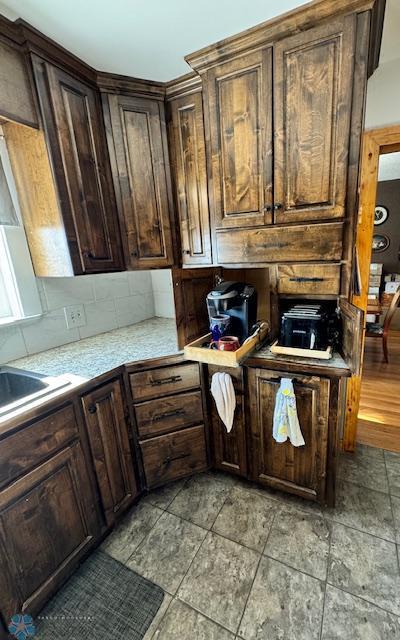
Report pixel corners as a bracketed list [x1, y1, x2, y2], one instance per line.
[64, 304, 86, 329]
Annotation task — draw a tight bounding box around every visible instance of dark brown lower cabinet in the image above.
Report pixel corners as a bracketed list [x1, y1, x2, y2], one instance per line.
[208, 365, 247, 477]
[82, 379, 138, 527]
[140, 424, 207, 488]
[0, 441, 99, 622]
[247, 368, 330, 502]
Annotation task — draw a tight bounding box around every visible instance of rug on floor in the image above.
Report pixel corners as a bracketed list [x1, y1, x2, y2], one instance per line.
[35, 550, 165, 639]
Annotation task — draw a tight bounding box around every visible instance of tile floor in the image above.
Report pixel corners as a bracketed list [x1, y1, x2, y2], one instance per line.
[102, 444, 400, 639]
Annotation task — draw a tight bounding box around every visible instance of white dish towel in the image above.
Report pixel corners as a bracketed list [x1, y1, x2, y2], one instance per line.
[273, 378, 305, 447]
[210, 372, 236, 433]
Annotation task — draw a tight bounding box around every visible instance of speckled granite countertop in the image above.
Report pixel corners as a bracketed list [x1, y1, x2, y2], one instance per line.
[7, 318, 180, 380]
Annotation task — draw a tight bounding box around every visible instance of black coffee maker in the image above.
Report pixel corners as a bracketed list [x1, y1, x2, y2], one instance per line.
[206, 281, 257, 342]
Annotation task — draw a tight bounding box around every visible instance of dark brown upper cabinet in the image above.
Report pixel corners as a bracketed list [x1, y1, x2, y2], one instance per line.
[31, 56, 123, 274]
[273, 16, 356, 224]
[204, 48, 273, 231]
[168, 87, 212, 266]
[103, 93, 174, 269]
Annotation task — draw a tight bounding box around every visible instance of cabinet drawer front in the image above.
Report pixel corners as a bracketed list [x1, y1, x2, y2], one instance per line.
[130, 363, 200, 401]
[0, 405, 79, 489]
[135, 391, 203, 438]
[140, 424, 207, 488]
[277, 264, 341, 295]
[215, 222, 343, 264]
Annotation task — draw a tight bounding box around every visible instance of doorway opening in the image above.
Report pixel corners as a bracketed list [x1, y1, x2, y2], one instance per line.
[344, 125, 400, 453]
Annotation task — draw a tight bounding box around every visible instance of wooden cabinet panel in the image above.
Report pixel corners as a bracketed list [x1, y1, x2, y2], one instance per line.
[273, 16, 355, 223]
[168, 90, 212, 265]
[0, 40, 38, 128]
[31, 57, 123, 273]
[82, 380, 138, 526]
[205, 48, 273, 230]
[0, 442, 98, 620]
[339, 299, 364, 375]
[215, 222, 343, 265]
[140, 424, 207, 488]
[135, 390, 203, 439]
[173, 267, 221, 348]
[0, 404, 78, 489]
[248, 368, 330, 502]
[208, 365, 247, 476]
[105, 94, 174, 269]
[277, 264, 341, 295]
[130, 363, 201, 402]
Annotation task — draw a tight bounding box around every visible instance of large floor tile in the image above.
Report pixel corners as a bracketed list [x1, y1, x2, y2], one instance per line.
[325, 480, 395, 541]
[152, 598, 235, 639]
[239, 557, 324, 640]
[168, 474, 231, 529]
[392, 495, 400, 544]
[127, 511, 206, 594]
[212, 485, 278, 552]
[142, 479, 186, 510]
[385, 451, 400, 498]
[328, 523, 400, 615]
[178, 532, 259, 633]
[354, 444, 384, 461]
[321, 585, 400, 640]
[339, 452, 389, 493]
[101, 502, 163, 563]
[264, 506, 330, 580]
[236, 478, 324, 517]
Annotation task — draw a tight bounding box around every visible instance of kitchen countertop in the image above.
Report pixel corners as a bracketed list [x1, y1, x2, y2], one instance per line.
[245, 343, 351, 377]
[7, 318, 180, 380]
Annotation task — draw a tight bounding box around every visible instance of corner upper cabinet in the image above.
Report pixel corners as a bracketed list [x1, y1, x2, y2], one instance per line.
[31, 57, 123, 274]
[273, 16, 356, 224]
[167, 84, 212, 265]
[204, 48, 273, 230]
[103, 93, 174, 269]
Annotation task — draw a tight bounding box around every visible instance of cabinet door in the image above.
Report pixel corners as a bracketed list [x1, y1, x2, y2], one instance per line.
[0, 443, 99, 621]
[168, 90, 212, 265]
[205, 48, 273, 230]
[105, 94, 174, 269]
[274, 15, 356, 223]
[208, 365, 247, 477]
[339, 299, 364, 375]
[82, 380, 138, 526]
[32, 57, 123, 273]
[248, 368, 330, 502]
[172, 267, 221, 348]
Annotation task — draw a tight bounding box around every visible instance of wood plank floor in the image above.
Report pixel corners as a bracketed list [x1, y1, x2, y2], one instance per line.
[357, 330, 400, 452]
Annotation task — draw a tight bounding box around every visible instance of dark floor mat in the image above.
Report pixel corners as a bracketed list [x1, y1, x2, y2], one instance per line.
[35, 550, 164, 639]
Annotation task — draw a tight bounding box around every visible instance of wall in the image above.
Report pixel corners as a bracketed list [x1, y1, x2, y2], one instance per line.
[372, 179, 400, 273]
[0, 270, 176, 364]
[151, 269, 176, 318]
[365, 58, 400, 129]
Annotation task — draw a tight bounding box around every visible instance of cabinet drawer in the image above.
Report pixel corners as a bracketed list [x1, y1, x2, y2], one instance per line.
[130, 363, 200, 401]
[277, 264, 340, 295]
[215, 222, 343, 264]
[140, 424, 207, 488]
[0, 404, 79, 489]
[135, 391, 203, 439]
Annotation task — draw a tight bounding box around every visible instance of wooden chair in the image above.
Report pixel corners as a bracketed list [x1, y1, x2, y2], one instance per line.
[366, 285, 400, 363]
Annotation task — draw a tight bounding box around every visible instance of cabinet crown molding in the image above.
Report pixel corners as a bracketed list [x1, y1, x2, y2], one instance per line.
[184, 0, 380, 72]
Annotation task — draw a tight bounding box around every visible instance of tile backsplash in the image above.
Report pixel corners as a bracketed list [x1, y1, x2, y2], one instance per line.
[0, 270, 176, 364]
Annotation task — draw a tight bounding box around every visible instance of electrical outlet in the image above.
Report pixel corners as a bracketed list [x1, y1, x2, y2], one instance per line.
[64, 304, 86, 329]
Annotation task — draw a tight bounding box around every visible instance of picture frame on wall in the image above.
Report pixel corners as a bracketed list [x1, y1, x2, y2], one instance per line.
[372, 233, 390, 253]
[374, 205, 389, 225]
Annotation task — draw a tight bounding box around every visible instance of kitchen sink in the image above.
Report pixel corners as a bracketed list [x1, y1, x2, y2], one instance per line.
[0, 366, 72, 417]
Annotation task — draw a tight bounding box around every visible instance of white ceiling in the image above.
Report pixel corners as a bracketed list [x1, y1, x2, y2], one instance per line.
[378, 152, 400, 182]
[0, 0, 399, 81]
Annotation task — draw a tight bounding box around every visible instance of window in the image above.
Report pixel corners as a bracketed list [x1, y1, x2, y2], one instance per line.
[0, 125, 41, 325]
